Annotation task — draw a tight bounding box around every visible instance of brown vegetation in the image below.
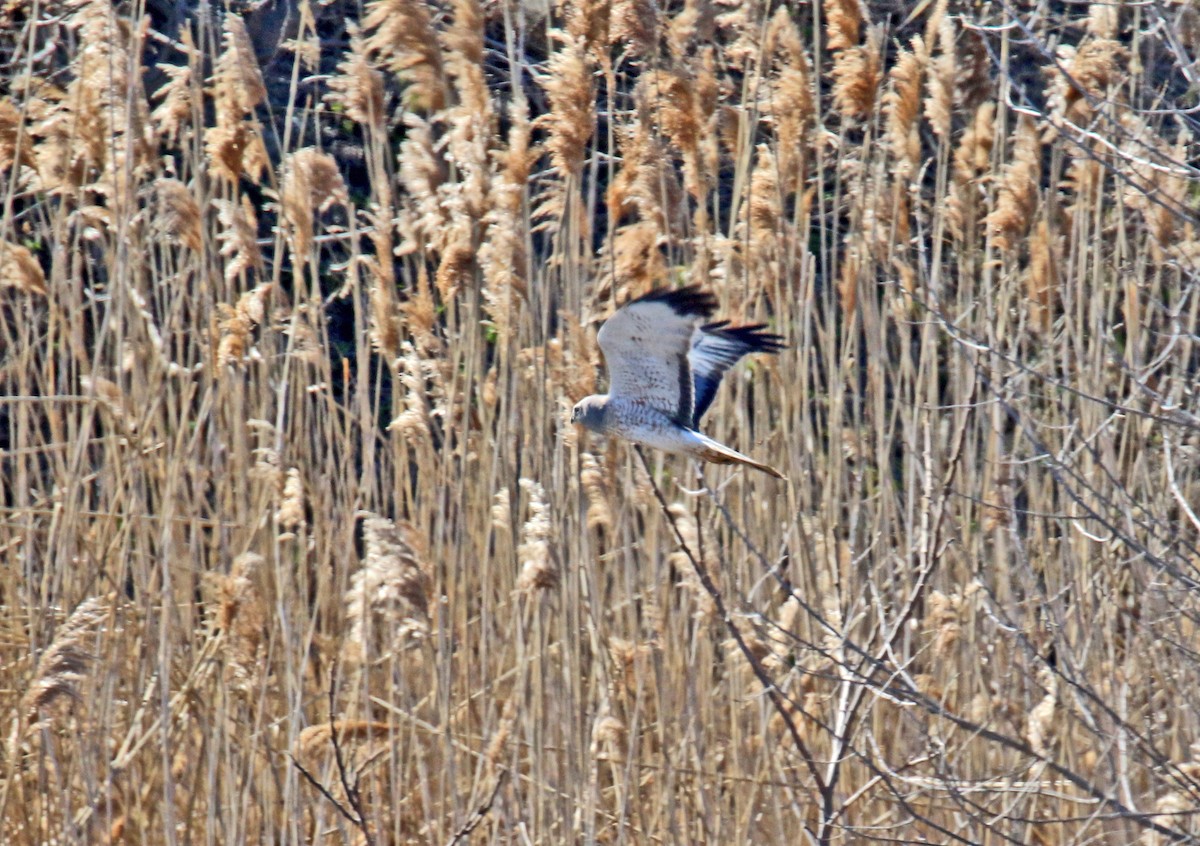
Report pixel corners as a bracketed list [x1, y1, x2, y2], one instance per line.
[1, 0, 1199, 843]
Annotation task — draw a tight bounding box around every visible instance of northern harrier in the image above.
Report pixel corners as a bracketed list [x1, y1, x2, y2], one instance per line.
[571, 286, 786, 479]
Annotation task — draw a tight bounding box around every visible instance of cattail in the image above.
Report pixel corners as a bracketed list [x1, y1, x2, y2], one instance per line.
[345, 513, 432, 659]
[23, 595, 112, 721]
[516, 478, 558, 594]
[362, 0, 449, 112]
[831, 26, 882, 121]
[0, 242, 47, 296]
[986, 115, 1040, 252]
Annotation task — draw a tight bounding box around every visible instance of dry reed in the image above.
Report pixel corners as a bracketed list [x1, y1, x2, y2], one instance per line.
[1, 2, 1198, 843]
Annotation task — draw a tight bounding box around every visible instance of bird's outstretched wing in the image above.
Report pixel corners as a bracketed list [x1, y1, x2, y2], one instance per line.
[597, 286, 716, 428]
[689, 321, 785, 427]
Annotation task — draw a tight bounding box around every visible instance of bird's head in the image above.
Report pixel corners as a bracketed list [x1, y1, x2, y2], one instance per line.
[571, 396, 607, 431]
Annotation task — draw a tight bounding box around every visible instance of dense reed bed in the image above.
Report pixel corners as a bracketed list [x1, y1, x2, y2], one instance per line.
[1, 0, 1199, 842]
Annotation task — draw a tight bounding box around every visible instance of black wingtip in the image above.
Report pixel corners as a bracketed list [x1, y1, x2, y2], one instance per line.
[701, 321, 787, 353]
[628, 284, 717, 319]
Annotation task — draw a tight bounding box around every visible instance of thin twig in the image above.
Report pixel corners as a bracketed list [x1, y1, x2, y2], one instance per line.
[445, 770, 507, 846]
[633, 446, 829, 844]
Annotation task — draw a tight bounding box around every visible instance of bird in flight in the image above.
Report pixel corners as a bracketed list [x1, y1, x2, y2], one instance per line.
[572, 285, 786, 479]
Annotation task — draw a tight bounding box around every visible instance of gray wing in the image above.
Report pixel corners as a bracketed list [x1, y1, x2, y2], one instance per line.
[597, 286, 717, 428]
[689, 321, 785, 426]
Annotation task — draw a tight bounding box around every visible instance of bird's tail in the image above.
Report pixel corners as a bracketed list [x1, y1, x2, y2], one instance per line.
[694, 435, 787, 480]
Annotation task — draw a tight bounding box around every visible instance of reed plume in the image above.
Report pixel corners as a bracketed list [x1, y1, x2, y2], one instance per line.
[986, 115, 1040, 251]
[345, 514, 432, 659]
[23, 595, 112, 721]
[362, 0, 449, 111]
